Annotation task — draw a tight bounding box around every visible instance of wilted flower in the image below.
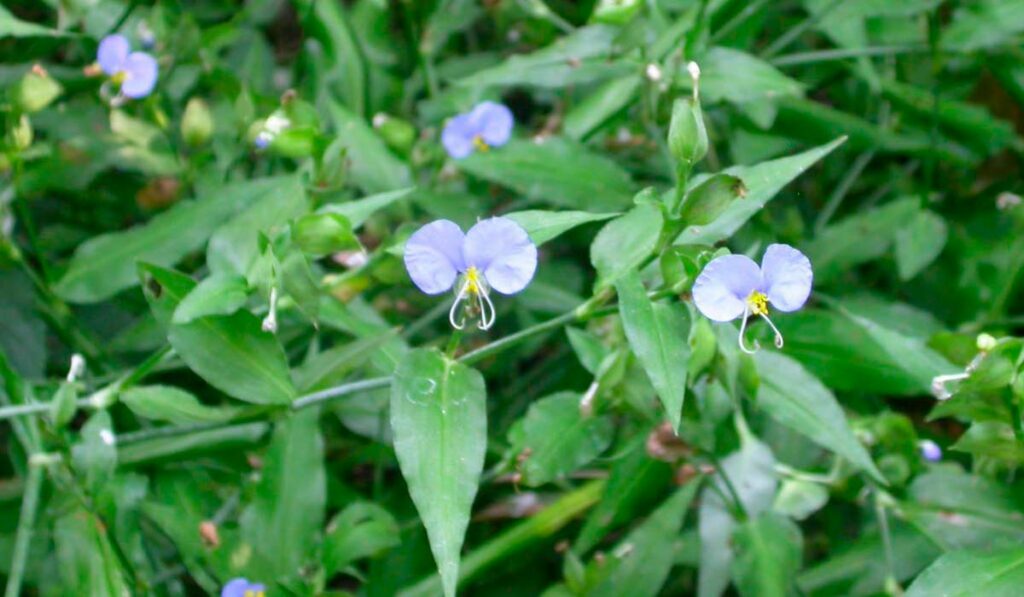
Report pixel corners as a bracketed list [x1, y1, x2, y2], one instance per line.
[919, 439, 942, 462]
[441, 101, 513, 159]
[97, 34, 158, 99]
[404, 217, 537, 330]
[693, 244, 812, 354]
[221, 578, 265, 597]
[254, 113, 291, 150]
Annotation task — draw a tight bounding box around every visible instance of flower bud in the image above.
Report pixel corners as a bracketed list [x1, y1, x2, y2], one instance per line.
[10, 114, 33, 150]
[591, 0, 642, 25]
[667, 62, 708, 171]
[13, 67, 62, 113]
[181, 97, 214, 147]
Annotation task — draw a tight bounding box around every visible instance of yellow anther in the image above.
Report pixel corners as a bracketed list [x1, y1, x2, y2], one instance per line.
[465, 267, 483, 295]
[111, 70, 128, 85]
[472, 135, 489, 152]
[747, 291, 769, 316]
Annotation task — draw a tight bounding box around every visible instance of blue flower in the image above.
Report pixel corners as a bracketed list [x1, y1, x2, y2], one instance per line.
[221, 578, 265, 597]
[404, 217, 537, 330]
[919, 439, 942, 462]
[441, 101, 514, 159]
[693, 244, 812, 354]
[97, 34, 158, 99]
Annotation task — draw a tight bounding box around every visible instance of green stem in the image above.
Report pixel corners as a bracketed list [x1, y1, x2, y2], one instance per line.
[398, 480, 605, 597]
[445, 329, 464, 358]
[875, 492, 898, 592]
[771, 45, 927, 67]
[5, 461, 44, 597]
[459, 310, 578, 366]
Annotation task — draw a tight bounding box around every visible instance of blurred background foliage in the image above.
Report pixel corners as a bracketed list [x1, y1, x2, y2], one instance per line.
[2, 0, 1024, 595]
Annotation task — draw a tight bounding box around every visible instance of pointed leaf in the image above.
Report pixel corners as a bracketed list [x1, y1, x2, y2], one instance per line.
[505, 210, 618, 246]
[906, 548, 1024, 597]
[677, 137, 846, 245]
[755, 351, 885, 483]
[120, 385, 241, 425]
[730, 513, 803, 597]
[616, 272, 690, 430]
[593, 204, 663, 289]
[391, 348, 487, 597]
[140, 264, 295, 405]
[172, 274, 250, 324]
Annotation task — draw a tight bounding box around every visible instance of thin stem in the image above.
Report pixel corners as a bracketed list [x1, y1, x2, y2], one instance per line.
[875, 492, 898, 592]
[708, 453, 747, 521]
[5, 462, 44, 597]
[710, 0, 770, 44]
[290, 377, 392, 410]
[459, 310, 578, 366]
[771, 45, 927, 67]
[815, 150, 875, 233]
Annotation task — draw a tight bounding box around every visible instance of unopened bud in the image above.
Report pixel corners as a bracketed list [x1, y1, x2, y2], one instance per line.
[977, 333, 997, 352]
[261, 288, 278, 333]
[645, 63, 663, 82]
[67, 354, 85, 382]
[181, 97, 213, 147]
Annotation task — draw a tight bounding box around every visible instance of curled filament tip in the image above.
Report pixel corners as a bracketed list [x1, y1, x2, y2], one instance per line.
[737, 305, 761, 355]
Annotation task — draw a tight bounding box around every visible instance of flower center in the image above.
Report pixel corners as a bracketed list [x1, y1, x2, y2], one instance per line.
[747, 291, 769, 316]
[111, 70, 128, 85]
[243, 590, 265, 597]
[464, 266, 484, 295]
[472, 135, 489, 152]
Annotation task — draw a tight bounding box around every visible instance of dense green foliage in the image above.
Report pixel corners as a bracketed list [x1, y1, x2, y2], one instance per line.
[2, 0, 1024, 595]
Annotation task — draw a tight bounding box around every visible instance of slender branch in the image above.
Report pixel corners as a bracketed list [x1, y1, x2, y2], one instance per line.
[4, 461, 45, 597]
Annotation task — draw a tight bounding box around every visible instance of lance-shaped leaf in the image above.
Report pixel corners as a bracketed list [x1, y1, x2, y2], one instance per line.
[731, 512, 803, 597]
[140, 264, 295, 405]
[616, 272, 690, 431]
[391, 349, 487, 597]
[906, 547, 1024, 597]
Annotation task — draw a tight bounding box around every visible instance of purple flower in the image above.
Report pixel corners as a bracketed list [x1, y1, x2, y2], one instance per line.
[441, 101, 514, 159]
[221, 578, 265, 597]
[919, 439, 942, 462]
[404, 217, 537, 330]
[693, 243, 812, 354]
[97, 34, 158, 99]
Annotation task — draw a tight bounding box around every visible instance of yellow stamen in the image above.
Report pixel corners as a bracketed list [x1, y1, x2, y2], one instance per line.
[472, 135, 489, 152]
[747, 291, 769, 316]
[111, 70, 128, 85]
[464, 266, 483, 295]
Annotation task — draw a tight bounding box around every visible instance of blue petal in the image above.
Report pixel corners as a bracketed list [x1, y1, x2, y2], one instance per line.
[761, 243, 812, 312]
[120, 52, 158, 98]
[469, 102, 513, 147]
[464, 217, 537, 295]
[221, 578, 250, 597]
[692, 254, 761, 322]
[441, 113, 475, 159]
[97, 34, 130, 76]
[404, 220, 466, 295]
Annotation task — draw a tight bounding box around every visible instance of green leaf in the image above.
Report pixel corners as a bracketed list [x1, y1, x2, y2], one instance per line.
[904, 470, 1024, 550]
[141, 264, 296, 405]
[71, 411, 117, 494]
[941, 0, 1024, 51]
[504, 209, 618, 246]
[172, 274, 250, 324]
[120, 385, 241, 425]
[805, 197, 919, 283]
[616, 272, 690, 430]
[454, 26, 630, 89]
[458, 138, 636, 211]
[730, 513, 803, 597]
[207, 175, 308, 276]
[0, 5, 72, 38]
[592, 204, 663, 288]
[895, 210, 948, 280]
[327, 102, 412, 194]
[56, 176, 299, 303]
[772, 479, 829, 521]
[298, 0, 366, 115]
[906, 548, 1024, 597]
[755, 351, 885, 483]
[319, 187, 413, 228]
[699, 437, 778, 597]
[390, 348, 487, 597]
[563, 76, 642, 140]
[507, 392, 614, 486]
[54, 505, 130, 594]
[293, 334, 390, 392]
[323, 503, 401, 578]
[588, 481, 701, 597]
[677, 137, 846, 245]
[701, 47, 804, 106]
[240, 409, 326, 582]
[573, 438, 674, 554]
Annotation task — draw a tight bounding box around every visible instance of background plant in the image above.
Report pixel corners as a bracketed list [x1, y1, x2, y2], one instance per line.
[2, 0, 1024, 595]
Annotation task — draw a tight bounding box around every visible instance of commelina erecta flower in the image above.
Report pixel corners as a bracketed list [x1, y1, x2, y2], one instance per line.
[221, 577, 265, 597]
[441, 101, 514, 159]
[919, 439, 942, 462]
[97, 34, 158, 99]
[693, 244, 812, 354]
[404, 217, 537, 330]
